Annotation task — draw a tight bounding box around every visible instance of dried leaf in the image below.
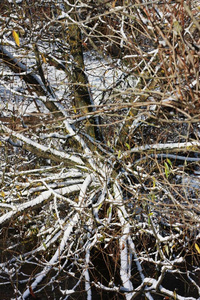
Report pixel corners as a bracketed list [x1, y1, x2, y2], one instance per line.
[41, 53, 47, 63]
[72, 105, 77, 113]
[12, 30, 20, 47]
[195, 243, 200, 254]
[107, 206, 112, 217]
[0, 191, 5, 198]
[29, 286, 37, 299]
[164, 244, 169, 256]
[112, 0, 117, 8]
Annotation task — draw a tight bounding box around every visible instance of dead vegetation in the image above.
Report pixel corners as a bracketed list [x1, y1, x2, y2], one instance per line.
[0, 1, 200, 299]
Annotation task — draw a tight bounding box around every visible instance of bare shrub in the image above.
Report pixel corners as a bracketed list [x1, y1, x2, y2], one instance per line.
[0, 1, 200, 299]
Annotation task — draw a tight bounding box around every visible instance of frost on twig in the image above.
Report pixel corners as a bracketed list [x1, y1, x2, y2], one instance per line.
[0, 1, 200, 299]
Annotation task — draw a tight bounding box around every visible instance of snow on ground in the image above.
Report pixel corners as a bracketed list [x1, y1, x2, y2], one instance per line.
[84, 51, 123, 104]
[0, 48, 124, 115]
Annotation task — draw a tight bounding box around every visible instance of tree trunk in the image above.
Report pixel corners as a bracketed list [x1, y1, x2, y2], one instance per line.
[65, 0, 103, 142]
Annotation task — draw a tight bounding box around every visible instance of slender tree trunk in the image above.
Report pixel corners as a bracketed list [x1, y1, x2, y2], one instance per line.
[66, 0, 103, 142]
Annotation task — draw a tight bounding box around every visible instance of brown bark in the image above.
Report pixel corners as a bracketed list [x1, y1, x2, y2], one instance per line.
[65, 0, 103, 142]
